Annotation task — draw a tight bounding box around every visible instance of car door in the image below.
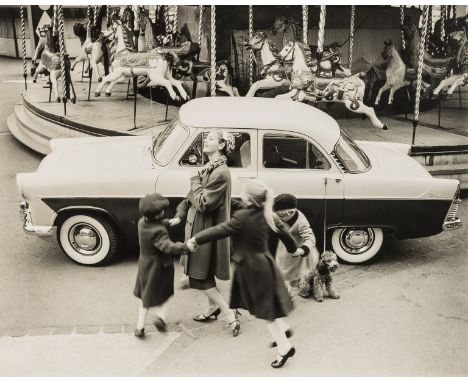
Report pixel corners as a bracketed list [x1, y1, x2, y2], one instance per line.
[257, 130, 344, 245]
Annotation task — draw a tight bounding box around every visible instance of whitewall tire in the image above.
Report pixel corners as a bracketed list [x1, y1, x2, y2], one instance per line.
[58, 214, 119, 266]
[331, 227, 384, 264]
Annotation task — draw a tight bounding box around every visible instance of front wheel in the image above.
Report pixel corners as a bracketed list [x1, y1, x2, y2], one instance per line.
[58, 214, 119, 266]
[331, 227, 384, 264]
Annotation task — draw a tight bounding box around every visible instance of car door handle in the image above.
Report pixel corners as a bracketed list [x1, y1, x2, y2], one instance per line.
[237, 176, 256, 179]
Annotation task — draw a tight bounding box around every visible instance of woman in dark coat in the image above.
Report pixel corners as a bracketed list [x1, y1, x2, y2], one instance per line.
[169, 129, 240, 335]
[133, 193, 189, 338]
[187, 180, 298, 369]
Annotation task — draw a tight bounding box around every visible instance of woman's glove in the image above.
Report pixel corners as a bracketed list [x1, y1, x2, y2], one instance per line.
[168, 217, 181, 226]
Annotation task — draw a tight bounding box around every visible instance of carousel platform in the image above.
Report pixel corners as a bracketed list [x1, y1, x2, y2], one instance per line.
[7, 71, 468, 189]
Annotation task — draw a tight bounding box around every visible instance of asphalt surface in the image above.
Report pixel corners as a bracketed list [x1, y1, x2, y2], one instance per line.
[0, 57, 467, 376]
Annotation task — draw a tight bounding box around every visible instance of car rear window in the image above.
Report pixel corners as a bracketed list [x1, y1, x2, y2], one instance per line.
[153, 120, 189, 165]
[334, 131, 370, 172]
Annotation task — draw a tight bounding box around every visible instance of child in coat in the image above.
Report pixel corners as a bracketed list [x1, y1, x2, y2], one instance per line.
[273, 193, 319, 296]
[133, 193, 189, 338]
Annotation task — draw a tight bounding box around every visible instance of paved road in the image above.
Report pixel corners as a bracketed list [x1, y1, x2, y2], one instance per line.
[0, 57, 467, 376]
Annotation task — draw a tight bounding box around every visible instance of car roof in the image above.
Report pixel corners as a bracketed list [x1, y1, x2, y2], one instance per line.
[178, 97, 341, 152]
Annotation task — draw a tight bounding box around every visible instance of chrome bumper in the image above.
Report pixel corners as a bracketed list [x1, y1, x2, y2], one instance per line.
[20, 200, 53, 237]
[442, 190, 462, 231]
[443, 217, 463, 231]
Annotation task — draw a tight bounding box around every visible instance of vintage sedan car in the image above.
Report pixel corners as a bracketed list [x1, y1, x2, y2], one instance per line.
[16, 98, 462, 266]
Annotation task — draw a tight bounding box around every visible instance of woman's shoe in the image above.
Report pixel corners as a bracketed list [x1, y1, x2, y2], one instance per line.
[271, 346, 296, 368]
[193, 307, 221, 322]
[269, 329, 293, 348]
[228, 318, 241, 337]
[134, 328, 145, 338]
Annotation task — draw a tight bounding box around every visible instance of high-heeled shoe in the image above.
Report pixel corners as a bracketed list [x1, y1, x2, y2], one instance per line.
[228, 309, 241, 337]
[193, 307, 221, 322]
[269, 329, 293, 348]
[153, 316, 167, 332]
[271, 346, 295, 368]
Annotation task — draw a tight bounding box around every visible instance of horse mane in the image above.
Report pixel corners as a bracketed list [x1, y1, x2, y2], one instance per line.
[119, 23, 136, 52]
[295, 42, 315, 67]
[267, 38, 280, 58]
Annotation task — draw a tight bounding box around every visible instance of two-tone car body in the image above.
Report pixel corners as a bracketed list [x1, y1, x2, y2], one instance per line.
[17, 97, 462, 265]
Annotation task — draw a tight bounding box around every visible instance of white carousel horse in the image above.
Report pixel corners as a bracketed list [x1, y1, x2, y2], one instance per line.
[32, 26, 62, 102]
[94, 19, 187, 101]
[276, 42, 388, 130]
[375, 39, 410, 105]
[244, 32, 291, 97]
[433, 29, 468, 97]
[245, 32, 351, 97]
[71, 20, 94, 71]
[89, 30, 117, 82]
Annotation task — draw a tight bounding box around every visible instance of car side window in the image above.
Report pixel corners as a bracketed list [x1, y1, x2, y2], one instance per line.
[263, 134, 330, 170]
[179, 132, 251, 168]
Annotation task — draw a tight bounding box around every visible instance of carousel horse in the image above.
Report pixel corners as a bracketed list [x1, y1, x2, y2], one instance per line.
[32, 25, 64, 102]
[276, 42, 388, 130]
[89, 29, 117, 82]
[195, 61, 240, 97]
[374, 39, 410, 105]
[433, 29, 468, 97]
[402, 18, 454, 81]
[72, 6, 106, 72]
[94, 18, 188, 101]
[245, 31, 351, 97]
[271, 15, 302, 47]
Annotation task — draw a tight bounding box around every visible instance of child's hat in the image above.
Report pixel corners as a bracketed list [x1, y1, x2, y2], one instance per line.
[139, 193, 169, 217]
[274, 193, 297, 211]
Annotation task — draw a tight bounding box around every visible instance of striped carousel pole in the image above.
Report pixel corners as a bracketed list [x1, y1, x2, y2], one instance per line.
[440, 5, 446, 42]
[94, 5, 99, 26]
[57, 5, 68, 114]
[400, 6, 405, 51]
[317, 5, 326, 54]
[106, 5, 111, 27]
[165, 5, 170, 35]
[412, 5, 429, 145]
[210, 5, 216, 97]
[316, 5, 326, 74]
[20, 6, 27, 90]
[198, 5, 203, 46]
[52, 4, 57, 36]
[173, 5, 178, 33]
[302, 5, 308, 44]
[426, 5, 432, 51]
[348, 5, 355, 69]
[87, 5, 92, 30]
[249, 5, 254, 86]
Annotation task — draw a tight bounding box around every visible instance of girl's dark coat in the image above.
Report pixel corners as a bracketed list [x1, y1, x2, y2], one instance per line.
[175, 164, 231, 281]
[134, 218, 188, 308]
[194, 206, 297, 320]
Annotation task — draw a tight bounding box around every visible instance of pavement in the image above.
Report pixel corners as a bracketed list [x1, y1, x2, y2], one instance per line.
[1, 56, 467, 377]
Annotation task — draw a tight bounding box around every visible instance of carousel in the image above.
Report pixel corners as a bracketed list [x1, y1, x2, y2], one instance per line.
[7, 5, 468, 188]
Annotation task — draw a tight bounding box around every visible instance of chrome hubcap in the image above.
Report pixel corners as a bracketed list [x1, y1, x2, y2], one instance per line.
[69, 224, 102, 256]
[340, 228, 375, 255]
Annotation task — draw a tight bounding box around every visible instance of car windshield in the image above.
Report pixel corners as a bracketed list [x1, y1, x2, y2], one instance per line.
[334, 130, 371, 172]
[153, 119, 189, 165]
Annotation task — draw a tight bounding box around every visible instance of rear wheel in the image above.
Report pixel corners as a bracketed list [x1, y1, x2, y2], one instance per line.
[57, 214, 119, 266]
[331, 227, 384, 264]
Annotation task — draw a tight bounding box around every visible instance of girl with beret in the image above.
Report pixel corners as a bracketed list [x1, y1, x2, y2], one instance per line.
[273, 193, 318, 296]
[187, 180, 298, 369]
[133, 193, 189, 338]
[168, 129, 240, 336]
